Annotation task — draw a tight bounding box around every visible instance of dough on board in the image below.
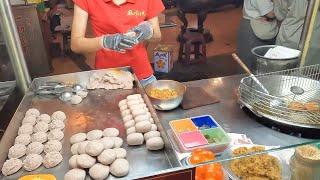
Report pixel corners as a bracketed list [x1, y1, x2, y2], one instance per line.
[86, 129, 103, 140]
[77, 141, 89, 154]
[15, 134, 31, 146]
[98, 149, 116, 165]
[112, 137, 123, 148]
[71, 95, 83, 105]
[64, 168, 86, 180]
[49, 120, 65, 130]
[76, 90, 88, 98]
[103, 128, 119, 137]
[77, 154, 96, 169]
[110, 158, 129, 177]
[8, 144, 26, 159]
[33, 121, 49, 133]
[70, 133, 87, 144]
[85, 140, 104, 156]
[44, 140, 62, 153]
[31, 132, 48, 143]
[146, 137, 165, 151]
[126, 127, 136, 135]
[48, 129, 64, 141]
[37, 114, 51, 123]
[89, 163, 110, 180]
[69, 155, 79, 169]
[18, 124, 33, 135]
[23, 154, 43, 171]
[43, 151, 63, 168]
[26, 142, 44, 155]
[144, 131, 161, 141]
[26, 108, 40, 117]
[22, 116, 37, 126]
[1, 158, 23, 176]
[100, 137, 114, 149]
[135, 121, 152, 133]
[114, 148, 127, 159]
[51, 111, 67, 121]
[127, 133, 144, 146]
[71, 143, 80, 155]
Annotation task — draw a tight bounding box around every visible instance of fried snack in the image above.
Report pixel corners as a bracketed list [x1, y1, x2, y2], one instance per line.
[296, 145, 320, 160]
[149, 88, 178, 99]
[288, 101, 305, 111]
[230, 146, 281, 180]
[304, 101, 320, 112]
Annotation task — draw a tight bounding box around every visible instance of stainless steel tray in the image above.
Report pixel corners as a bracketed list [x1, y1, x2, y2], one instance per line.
[0, 67, 181, 179]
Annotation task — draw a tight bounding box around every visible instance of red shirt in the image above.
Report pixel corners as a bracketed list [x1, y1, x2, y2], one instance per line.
[73, 0, 165, 79]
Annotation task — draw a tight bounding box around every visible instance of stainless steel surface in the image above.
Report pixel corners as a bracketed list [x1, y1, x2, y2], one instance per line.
[0, 0, 31, 94]
[0, 68, 181, 179]
[239, 64, 320, 128]
[144, 80, 186, 111]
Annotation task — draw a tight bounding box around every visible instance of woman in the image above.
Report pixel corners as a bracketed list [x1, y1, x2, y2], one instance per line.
[71, 0, 165, 85]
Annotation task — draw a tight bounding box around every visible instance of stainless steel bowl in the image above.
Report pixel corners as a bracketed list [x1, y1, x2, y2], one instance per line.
[144, 80, 187, 111]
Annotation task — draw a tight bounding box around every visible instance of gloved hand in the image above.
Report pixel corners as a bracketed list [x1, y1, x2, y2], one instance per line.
[129, 21, 153, 42]
[102, 33, 138, 52]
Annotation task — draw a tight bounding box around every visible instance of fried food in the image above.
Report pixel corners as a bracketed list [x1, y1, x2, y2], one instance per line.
[230, 146, 281, 180]
[288, 101, 305, 111]
[149, 88, 178, 99]
[304, 101, 320, 112]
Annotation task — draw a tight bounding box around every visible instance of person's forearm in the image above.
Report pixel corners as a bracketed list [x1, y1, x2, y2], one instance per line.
[71, 36, 103, 53]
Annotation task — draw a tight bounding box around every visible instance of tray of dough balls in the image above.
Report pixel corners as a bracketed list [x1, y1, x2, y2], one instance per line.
[0, 68, 181, 180]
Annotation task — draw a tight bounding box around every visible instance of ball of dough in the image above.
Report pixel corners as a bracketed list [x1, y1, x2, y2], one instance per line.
[1, 158, 22, 176]
[15, 134, 31, 145]
[77, 154, 96, 168]
[126, 127, 136, 135]
[98, 149, 116, 165]
[22, 115, 37, 126]
[49, 120, 65, 130]
[26, 142, 44, 155]
[23, 154, 43, 171]
[8, 144, 26, 159]
[119, 104, 128, 111]
[134, 114, 150, 123]
[76, 90, 88, 98]
[149, 118, 155, 124]
[43, 151, 63, 168]
[144, 131, 161, 141]
[121, 109, 131, 117]
[135, 121, 151, 133]
[127, 94, 141, 100]
[127, 133, 144, 146]
[151, 124, 158, 131]
[70, 133, 86, 144]
[51, 111, 67, 121]
[33, 121, 49, 133]
[110, 158, 129, 177]
[124, 120, 135, 129]
[87, 129, 103, 140]
[146, 137, 164, 151]
[86, 140, 104, 156]
[69, 155, 79, 169]
[123, 114, 133, 123]
[100, 137, 114, 149]
[127, 100, 140, 107]
[114, 148, 127, 158]
[64, 168, 86, 180]
[89, 163, 110, 180]
[103, 128, 119, 137]
[77, 141, 89, 154]
[31, 132, 47, 143]
[112, 137, 123, 148]
[48, 129, 64, 141]
[131, 108, 147, 117]
[71, 95, 83, 105]
[44, 140, 62, 153]
[26, 108, 40, 117]
[18, 124, 33, 135]
[70, 143, 79, 155]
[37, 114, 51, 123]
[118, 99, 127, 107]
[129, 104, 147, 111]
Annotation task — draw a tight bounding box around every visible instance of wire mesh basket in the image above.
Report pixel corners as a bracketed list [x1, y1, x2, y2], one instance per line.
[239, 64, 320, 128]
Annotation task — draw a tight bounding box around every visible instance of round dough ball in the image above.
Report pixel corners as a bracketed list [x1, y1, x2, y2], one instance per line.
[64, 168, 86, 180]
[100, 137, 114, 149]
[131, 108, 147, 117]
[31, 132, 47, 143]
[123, 114, 133, 123]
[77, 154, 96, 168]
[110, 158, 129, 177]
[98, 149, 116, 165]
[37, 114, 51, 123]
[149, 118, 155, 124]
[76, 90, 88, 98]
[135, 121, 151, 133]
[69, 155, 79, 169]
[77, 141, 89, 154]
[71, 95, 83, 105]
[89, 163, 110, 180]
[8, 144, 26, 159]
[126, 127, 136, 135]
[22, 115, 37, 126]
[26, 142, 44, 155]
[121, 109, 131, 117]
[127, 94, 141, 100]
[26, 108, 40, 117]
[103, 128, 119, 137]
[70, 143, 79, 155]
[23, 154, 43, 171]
[118, 99, 127, 108]
[44, 140, 62, 153]
[127, 133, 144, 146]
[114, 148, 127, 158]
[144, 131, 161, 141]
[119, 104, 128, 111]
[49, 120, 65, 130]
[51, 111, 67, 121]
[1, 158, 22, 176]
[112, 137, 123, 148]
[33, 121, 49, 133]
[124, 120, 135, 129]
[48, 129, 64, 141]
[127, 100, 140, 107]
[87, 129, 103, 140]
[70, 133, 86, 144]
[86, 140, 104, 156]
[129, 104, 147, 111]
[151, 124, 158, 131]
[146, 137, 164, 151]
[18, 124, 33, 135]
[43, 151, 63, 168]
[134, 114, 150, 123]
[15, 134, 31, 145]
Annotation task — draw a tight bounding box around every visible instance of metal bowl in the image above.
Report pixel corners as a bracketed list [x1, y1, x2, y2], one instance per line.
[144, 80, 187, 111]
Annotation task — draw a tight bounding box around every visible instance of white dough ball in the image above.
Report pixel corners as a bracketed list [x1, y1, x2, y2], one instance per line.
[87, 129, 103, 140]
[31, 132, 48, 143]
[23, 154, 43, 171]
[49, 120, 65, 130]
[131, 108, 147, 117]
[51, 111, 67, 121]
[100, 137, 114, 149]
[144, 131, 161, 141]
[118, 99, 127, 108]
[77, 154, 96, 168]
[121, 109, 131, 117]
[86, 140, 104, 156]
[119, 104, 128, 111]
[76, 90, 88, 98]
[33, 121, 49, 133]
[69, 155, 79, 169]
[15, 134, 31, 145]
[8, 144, 26, 159]
[64, 168, 86, 180]
[98, 149, 116, 165]
[26, 108, 40, 117]
[44, 140, 62, 153]
[70, 133, 86, 144]
[135, 121, 152, 133]
[43, 151, 63, 168]
[18, 124, 33, 135]
[110, 158, 129, 177]
[151, 124, 158, 131]
[112, 137, 123, 148]
[124, 120, 135, 129]
[127, 94, 141, 100]
[77, 141, 89, 154]
[1, 158, 22, 176]
[149, 118, 155, 124]
[134, 114, 150, 123]
[26, 142, 44, 155]
[123, 114, 133, 122]
[22, 115, 37, 126]
[127, 100, 140, 107]
[37, 114, 51, 123]
[114, 148, 127, 158]
[103, 128, 119, 137]
[126, 127, 136, 135]
[89, 163, 110, 180]
[71, 95, 83, 105]
[127, 133, 144, 146]
[70, 143, 79, 155]
[146, 137, 164, 151]
[48, 129, 64, 141]
[129, 104, 147, 111]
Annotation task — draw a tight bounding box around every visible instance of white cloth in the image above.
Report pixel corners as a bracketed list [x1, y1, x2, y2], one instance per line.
[264, 46, 301, 59]
[243, 0, 274, 20]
